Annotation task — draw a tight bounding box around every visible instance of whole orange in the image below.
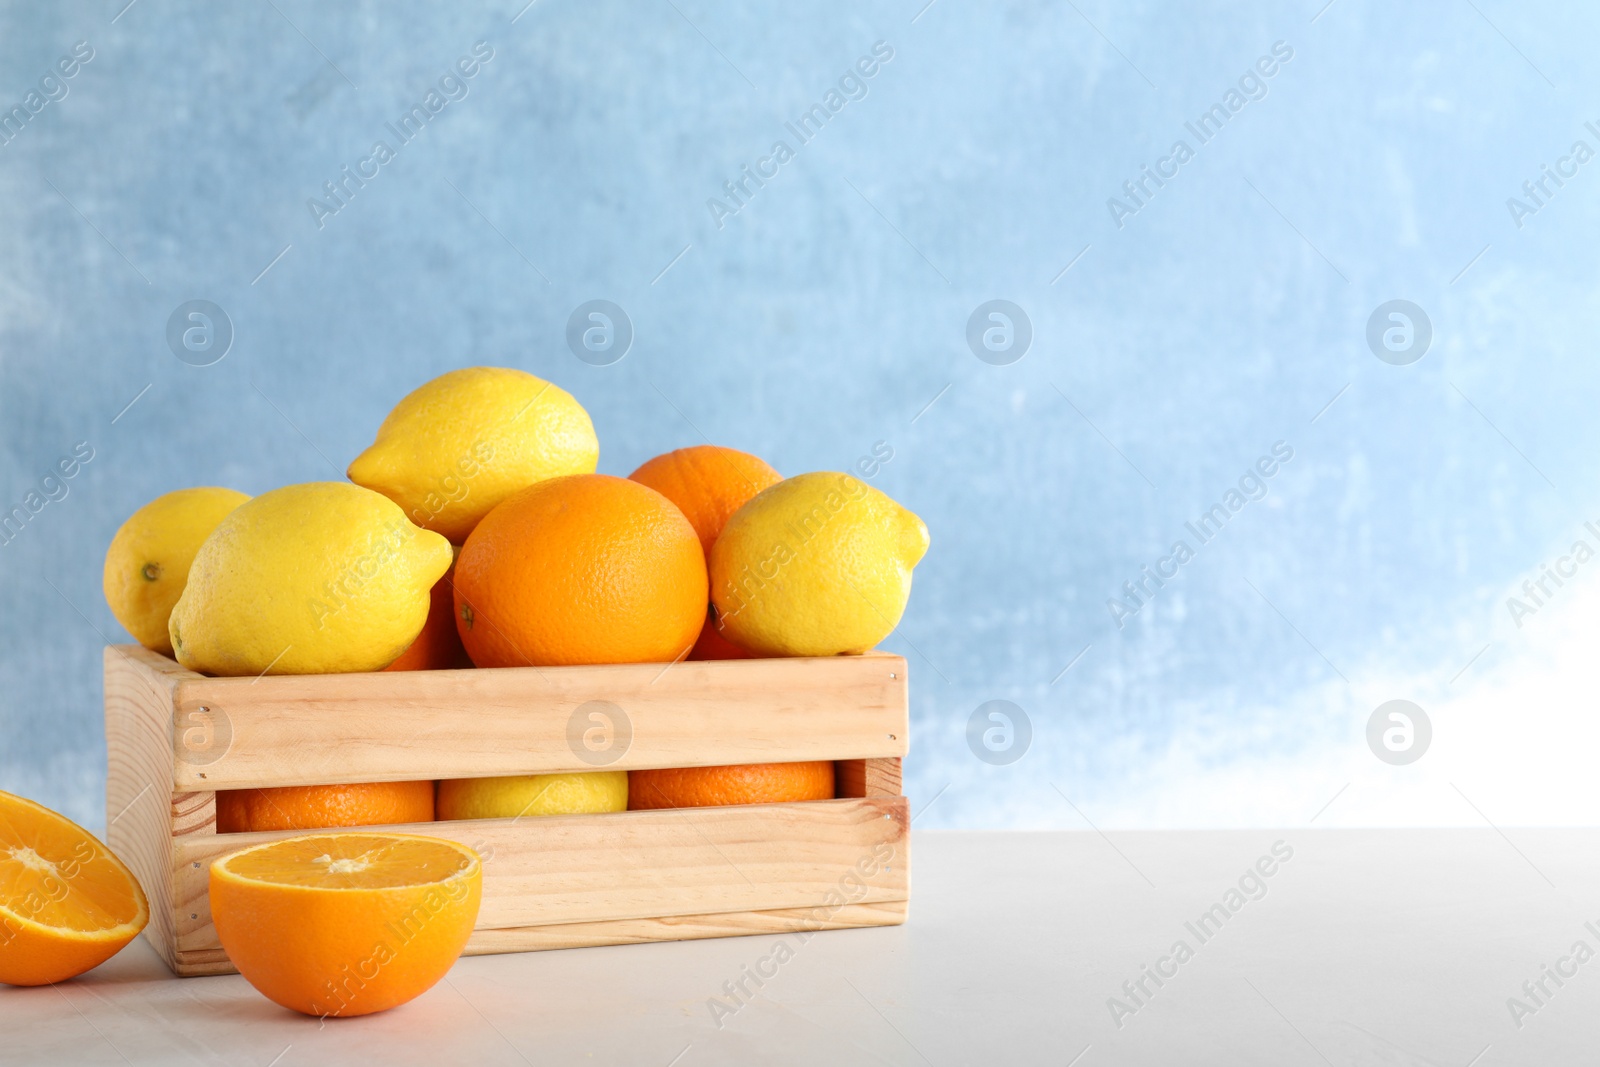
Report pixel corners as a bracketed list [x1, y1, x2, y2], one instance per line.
[628, 445, 782, 556]
[216, 781, 435, 834]
[628, 761, 835, 810]
[628, 445, 780, 660]
[453, 474, 707, 667]
[384, 559, 472, 672]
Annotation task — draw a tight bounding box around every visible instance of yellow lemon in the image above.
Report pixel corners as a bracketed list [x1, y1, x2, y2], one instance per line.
[102, 487, 251, 655]
[435, 772, 628, 821]
[168, 482, 452, 676]
[710, 472, 929, 657]
[347, 367, 599, 543]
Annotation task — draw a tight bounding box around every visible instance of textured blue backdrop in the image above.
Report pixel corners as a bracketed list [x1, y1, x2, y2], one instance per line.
[4, 0, 1598, 832]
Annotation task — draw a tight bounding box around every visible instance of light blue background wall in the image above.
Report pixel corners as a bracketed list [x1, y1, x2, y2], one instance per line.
[4, 0, 1597, 832]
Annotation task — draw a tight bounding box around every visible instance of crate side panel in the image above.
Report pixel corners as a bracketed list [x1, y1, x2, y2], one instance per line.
[104, 646, 185, 969]
[835, 758, 903, 798]
[172, 655, 908, 789]
[171, 792, 216, 838]
[110, 644, 205, 684]
[174, 796, 909, 953]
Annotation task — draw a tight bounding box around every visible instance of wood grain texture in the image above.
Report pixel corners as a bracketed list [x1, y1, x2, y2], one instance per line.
[167, 901, 909, 976]
[155, 649, 908, 789]
[112, 643, 205, 685]
[836, 758, 903, 798]
[173, 796, 908, 955]
[171, 792, 215, 837]
[103, 645, 189, 971]
[467, 899, 910, 954]
[169, 948, 233, 977]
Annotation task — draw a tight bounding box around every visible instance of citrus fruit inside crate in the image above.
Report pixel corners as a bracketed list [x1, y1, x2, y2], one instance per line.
[104, 644, 909, 977]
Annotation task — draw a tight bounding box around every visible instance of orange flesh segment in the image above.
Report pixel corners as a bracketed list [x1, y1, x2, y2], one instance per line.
[217, 834, 476, 890]
[0, 797, 145, 936]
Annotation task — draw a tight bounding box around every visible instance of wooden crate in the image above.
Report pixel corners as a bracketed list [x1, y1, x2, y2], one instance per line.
[103, 644, 909, 977]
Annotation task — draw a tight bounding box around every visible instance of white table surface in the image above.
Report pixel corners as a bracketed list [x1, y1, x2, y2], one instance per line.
[6, 829, 1597, 1065]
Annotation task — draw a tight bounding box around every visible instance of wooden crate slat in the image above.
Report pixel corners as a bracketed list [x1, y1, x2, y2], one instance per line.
[165, 652, 908, 790]
[461, 899, 909, 955]
[167, 901, 909, 977]
[172, 796, 908, 956]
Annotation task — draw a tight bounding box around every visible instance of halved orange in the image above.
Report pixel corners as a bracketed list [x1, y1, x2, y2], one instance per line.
[211, 832, 481, 1017]
[0, 790, 149, 986]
